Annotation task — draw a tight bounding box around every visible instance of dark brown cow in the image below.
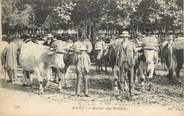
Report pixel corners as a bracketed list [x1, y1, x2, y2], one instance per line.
[94, 48, 109, 73]
[161, 39, 184, 82]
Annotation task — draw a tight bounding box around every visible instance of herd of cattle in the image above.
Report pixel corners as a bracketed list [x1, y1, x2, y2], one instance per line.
[1, 35, 184, 98]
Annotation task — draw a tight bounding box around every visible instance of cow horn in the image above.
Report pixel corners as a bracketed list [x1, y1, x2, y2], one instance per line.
[47, 51, 55, 55]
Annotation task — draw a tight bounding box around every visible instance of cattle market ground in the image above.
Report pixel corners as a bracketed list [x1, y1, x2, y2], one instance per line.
[0, 65, 184, 116]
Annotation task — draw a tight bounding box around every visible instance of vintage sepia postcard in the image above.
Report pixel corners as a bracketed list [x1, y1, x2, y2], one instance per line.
[0, 0, 184, 116]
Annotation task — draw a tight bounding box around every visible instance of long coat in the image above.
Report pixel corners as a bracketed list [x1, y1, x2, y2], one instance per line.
[73, 41, 91, 73]
[0, 41, 8, 69]
[116, 41, 136, 68]
[3, 42, 18, 70]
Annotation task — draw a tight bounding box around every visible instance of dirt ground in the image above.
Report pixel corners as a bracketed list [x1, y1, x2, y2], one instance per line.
[0, 65, 184, 116]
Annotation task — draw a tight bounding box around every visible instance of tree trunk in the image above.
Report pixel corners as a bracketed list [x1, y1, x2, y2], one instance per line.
[0, 0, 2, 42]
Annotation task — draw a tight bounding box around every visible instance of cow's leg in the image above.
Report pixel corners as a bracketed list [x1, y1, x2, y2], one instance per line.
[101, 60, 103, 72]
[62, 65, 68, 88]
[53, 67, 59, 83]
[175, 64, 182, 80]
[64, 65, 69, 78]
[113, 66, 119, 91]
[12, 68, 17, 82]
[120, 67, 129, 99]
[95, 60, 98, 72]
[34, 65, 44, 95]
[145, 63, 155, 91]
[36, 75, 44, 94]
[98, 60, 101, 73]
[83, 70, 89, 96]
[22, 70, 31, 86]
[119, 64, 128, 92]
[105, 62, 108, 74]
[167, 69, 173, 82]
[96, 60, 100, 73]
[55, 67, 63, 92]
[6, 68, 13, 82]
[44, 67, 52, 90]
[101, 64, 103, 72]
[148, 63, 155, 79]
[112, 65, 115, 72]
[128, 67, 134, 98]
[134, 66, 138, 85]
[138, 62, 146, 91]
[99, 62, 101, 72]
[55, 68, 61, 83]
[76, 69, 82, 96]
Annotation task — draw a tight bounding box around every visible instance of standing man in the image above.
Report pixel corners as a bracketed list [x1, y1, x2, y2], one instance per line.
[83, 36, 93, 54]
[2, 37, 18, 82]
[94, 35, 106, 51]
[74, 36, 91, 97]
[0, 35, 8, 71]
[43, 33, 53, 46]
[50, 34, 66, 85]
[167, 35, 174, 47]
[116, 31, 137, 97]
[66, 38, 74, 50]
[113, 34, 124, 46]
[94, 36, 106, 58]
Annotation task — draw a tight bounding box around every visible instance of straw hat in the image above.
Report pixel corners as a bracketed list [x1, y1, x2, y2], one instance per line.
[47, 33, 54, 38]
[96, 37, 101, 41]
[79, 45, 87, 51]
[168, 35, 174, 40]
[120, 31, 130, 37]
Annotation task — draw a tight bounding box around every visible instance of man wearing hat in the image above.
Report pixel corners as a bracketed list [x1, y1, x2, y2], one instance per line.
[43, 33, 53, 46]
[50, 35, 66, 84]
[167, 35, 174, 47]
[94, 35, 106, 51]
[113, 31, 129, 47]
[74, 36, 91, 97]
[2, 37, 18, 82]
[116, 31, 137, 95]
[0, 35, 8, 71]
[83, 36, 93, 54]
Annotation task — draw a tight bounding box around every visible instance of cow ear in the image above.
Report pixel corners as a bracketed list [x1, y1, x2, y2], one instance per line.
[172, 38, 184, 49]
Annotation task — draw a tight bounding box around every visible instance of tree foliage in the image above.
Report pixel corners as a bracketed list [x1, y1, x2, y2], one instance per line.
[131, 0, 183, 33]
[2, 0, 183, 34]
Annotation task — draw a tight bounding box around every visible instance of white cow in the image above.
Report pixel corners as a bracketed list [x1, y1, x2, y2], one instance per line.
[19, 41, 65, 94]
[137, 47, 158, 91]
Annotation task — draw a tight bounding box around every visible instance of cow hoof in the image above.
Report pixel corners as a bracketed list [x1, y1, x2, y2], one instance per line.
[141, 88, 146, 93]
[147, 83, 153, 91]
[53, 80, 59, 84]
[39, 90, 44, 95]
[7, 80, 13, 83]
[39, 87, 44, 95]
[113, 86, 119, 92]
[127, 94, 132, 100]
[57, 88, 62, 93]
[22, 84, 32, 88]
[76, 94, 82, 97]
[116, 95, 121, 100]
